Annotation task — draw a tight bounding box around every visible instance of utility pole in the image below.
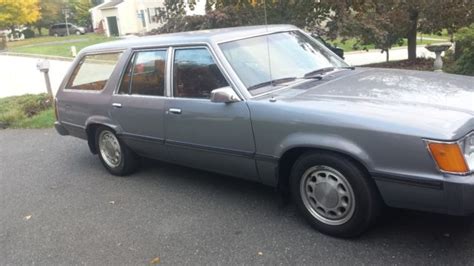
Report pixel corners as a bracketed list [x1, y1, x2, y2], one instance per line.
[63, 7, 71, 36]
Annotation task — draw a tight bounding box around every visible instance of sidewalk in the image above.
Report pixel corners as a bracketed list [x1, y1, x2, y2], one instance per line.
[344, 45, 436, 66]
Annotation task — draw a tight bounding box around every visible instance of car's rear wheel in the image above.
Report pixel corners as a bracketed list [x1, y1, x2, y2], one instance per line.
[95, 127, 138, 176]
[290, 151, 381, 238]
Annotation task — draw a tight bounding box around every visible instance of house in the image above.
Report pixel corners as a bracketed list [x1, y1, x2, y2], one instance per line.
[90, 0, 206, 37]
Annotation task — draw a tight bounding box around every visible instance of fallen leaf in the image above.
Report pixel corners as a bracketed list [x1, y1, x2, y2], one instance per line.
[109, 201, 115, 204]
[23, 215, 32, 221]
[150, 257, 160, 264]
[257, 251, 263, 256]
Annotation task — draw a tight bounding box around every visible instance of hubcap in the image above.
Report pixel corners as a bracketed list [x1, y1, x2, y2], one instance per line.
[300, 165, 355, 225]
[99, 131, 121, 168]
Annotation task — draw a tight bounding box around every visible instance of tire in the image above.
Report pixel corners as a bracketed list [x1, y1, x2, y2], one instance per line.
[95, 126, 139, 176]
[290, 151, 381, 238]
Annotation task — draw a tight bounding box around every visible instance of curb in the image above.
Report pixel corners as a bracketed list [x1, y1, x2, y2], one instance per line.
[0, 51, 74, 61]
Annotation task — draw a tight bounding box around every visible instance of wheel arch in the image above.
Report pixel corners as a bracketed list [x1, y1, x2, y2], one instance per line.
[275, 134, 374, 192]
[85, 116, 122, 154]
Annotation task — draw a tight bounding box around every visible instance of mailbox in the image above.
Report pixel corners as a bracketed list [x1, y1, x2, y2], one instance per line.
[36, 59, 50, 73]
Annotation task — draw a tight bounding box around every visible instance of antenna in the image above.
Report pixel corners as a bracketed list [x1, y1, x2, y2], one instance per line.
[263, 0, 274, 87]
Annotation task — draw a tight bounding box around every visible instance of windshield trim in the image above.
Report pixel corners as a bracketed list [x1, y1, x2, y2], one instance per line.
[216, 29, 297, 45]
[217, 29, 349, 98]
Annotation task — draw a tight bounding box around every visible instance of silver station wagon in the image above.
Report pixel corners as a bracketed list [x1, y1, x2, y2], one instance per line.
[55, 25, 474, 237]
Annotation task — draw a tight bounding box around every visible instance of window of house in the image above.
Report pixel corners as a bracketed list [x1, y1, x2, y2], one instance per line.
[67, 52, 122, 91]
[118, 50, 167, 96]
[173, 48, 228, 99]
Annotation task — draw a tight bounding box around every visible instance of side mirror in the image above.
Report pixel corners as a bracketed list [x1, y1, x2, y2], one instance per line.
[210, 87, 240, 103]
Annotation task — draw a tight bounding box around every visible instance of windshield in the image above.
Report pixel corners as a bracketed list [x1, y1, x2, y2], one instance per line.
[219, 31, 349, 95]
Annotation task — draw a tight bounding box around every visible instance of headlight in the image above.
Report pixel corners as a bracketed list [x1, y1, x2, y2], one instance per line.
[426, 132, 474, 175]
[460, 132, 474, 171]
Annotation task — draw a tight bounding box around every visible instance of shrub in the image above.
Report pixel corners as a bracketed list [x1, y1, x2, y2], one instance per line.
[21, 28, 35, 39]
[453, 24, 474, 76]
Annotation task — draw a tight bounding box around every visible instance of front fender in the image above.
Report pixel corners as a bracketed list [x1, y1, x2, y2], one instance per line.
[276, 132, 375, 171]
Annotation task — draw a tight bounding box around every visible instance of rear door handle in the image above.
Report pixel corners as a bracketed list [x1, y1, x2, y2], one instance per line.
[168, 108, 182, 114]
[112, 103, 122, 108]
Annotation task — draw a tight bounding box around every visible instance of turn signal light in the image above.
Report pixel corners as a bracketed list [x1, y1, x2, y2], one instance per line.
[427, 142, 469, 173]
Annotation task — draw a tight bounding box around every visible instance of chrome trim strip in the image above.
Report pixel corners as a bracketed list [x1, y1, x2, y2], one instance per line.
[372, 171, 444, 190]
[119, 132, 165, 144]
[116, 133, 278, 161]
[166, 140, 254, 158]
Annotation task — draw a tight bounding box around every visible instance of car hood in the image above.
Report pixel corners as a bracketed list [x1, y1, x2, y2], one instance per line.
[268, 68, 474, 139]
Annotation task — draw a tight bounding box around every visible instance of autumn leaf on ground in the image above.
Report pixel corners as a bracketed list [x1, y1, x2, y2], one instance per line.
[150, 257, 160, 264]
[23, 215, 32, 221]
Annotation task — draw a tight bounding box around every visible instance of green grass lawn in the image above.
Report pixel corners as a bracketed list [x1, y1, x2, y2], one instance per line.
[6, 33, 117, 58]
[0, 94, 55, 129]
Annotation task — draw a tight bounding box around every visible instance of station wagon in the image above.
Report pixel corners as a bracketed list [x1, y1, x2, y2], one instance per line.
[55, 25, 474, 237]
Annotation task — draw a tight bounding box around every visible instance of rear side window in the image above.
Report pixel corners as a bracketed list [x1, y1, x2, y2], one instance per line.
[67, 52, 122, 91]
[118, 50, 167, 96]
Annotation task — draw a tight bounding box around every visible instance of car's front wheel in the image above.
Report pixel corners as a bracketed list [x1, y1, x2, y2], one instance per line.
[95, 127, 138, 176]
[290, 152, 381, 238]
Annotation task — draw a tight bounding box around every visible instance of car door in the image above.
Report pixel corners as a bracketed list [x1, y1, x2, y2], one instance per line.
[59, 24, 66, 35]
[164, 46, 258, 181]
[110, 49, 168, 160]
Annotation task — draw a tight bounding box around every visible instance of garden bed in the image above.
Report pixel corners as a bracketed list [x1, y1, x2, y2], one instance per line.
[0, 94, 55, 129]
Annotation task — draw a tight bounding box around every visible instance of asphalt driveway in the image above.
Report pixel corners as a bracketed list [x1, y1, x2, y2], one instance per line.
[1, 129, 474, 265]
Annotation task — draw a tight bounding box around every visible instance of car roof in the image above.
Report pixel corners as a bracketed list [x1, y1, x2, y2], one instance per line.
[82, 24, 299, 53]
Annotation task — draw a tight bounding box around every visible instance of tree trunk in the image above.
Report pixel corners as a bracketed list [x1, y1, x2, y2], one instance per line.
[38, 27, 43, 36]
[407, 10, 419, 61]
[386, 49, 390, 62]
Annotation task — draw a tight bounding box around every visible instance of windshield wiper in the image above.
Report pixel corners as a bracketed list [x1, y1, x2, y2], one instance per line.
[303, 67, 335, 78]
[340, 66, 355, 70]
[248, 77, 297, 91]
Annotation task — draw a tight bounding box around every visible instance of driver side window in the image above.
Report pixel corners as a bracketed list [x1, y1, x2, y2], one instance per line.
[173, 48, 228, 99]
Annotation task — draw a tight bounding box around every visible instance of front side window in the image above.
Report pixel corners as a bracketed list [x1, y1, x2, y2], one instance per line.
[173, 48, 228, 99]
[219, 31, 349, 95]
[118, 50, 167, 96]
[67, 52, 122, 91]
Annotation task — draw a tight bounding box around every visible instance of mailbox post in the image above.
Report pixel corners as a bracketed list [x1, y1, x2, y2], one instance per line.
[36, 60, 53, 97]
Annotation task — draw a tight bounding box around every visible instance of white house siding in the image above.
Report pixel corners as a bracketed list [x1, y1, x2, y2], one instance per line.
[185, 0, 206, 16]
[117, 1, 142, 35]
[91, 0, 206, 37]
[135, 0, 166, 32]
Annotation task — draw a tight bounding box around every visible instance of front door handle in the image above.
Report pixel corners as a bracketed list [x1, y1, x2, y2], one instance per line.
[168, 108, 182, 114]
[112, 103, 122, 108]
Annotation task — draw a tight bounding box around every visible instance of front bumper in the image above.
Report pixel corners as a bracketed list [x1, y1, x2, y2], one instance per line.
[54, 121, 69, 136]
[374, 172, 474, 216]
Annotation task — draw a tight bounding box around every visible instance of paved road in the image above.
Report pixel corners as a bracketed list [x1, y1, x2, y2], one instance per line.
[1, 129, 474, 265]
[0, 46, 437, 98]
[0, 54, 71, 98]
